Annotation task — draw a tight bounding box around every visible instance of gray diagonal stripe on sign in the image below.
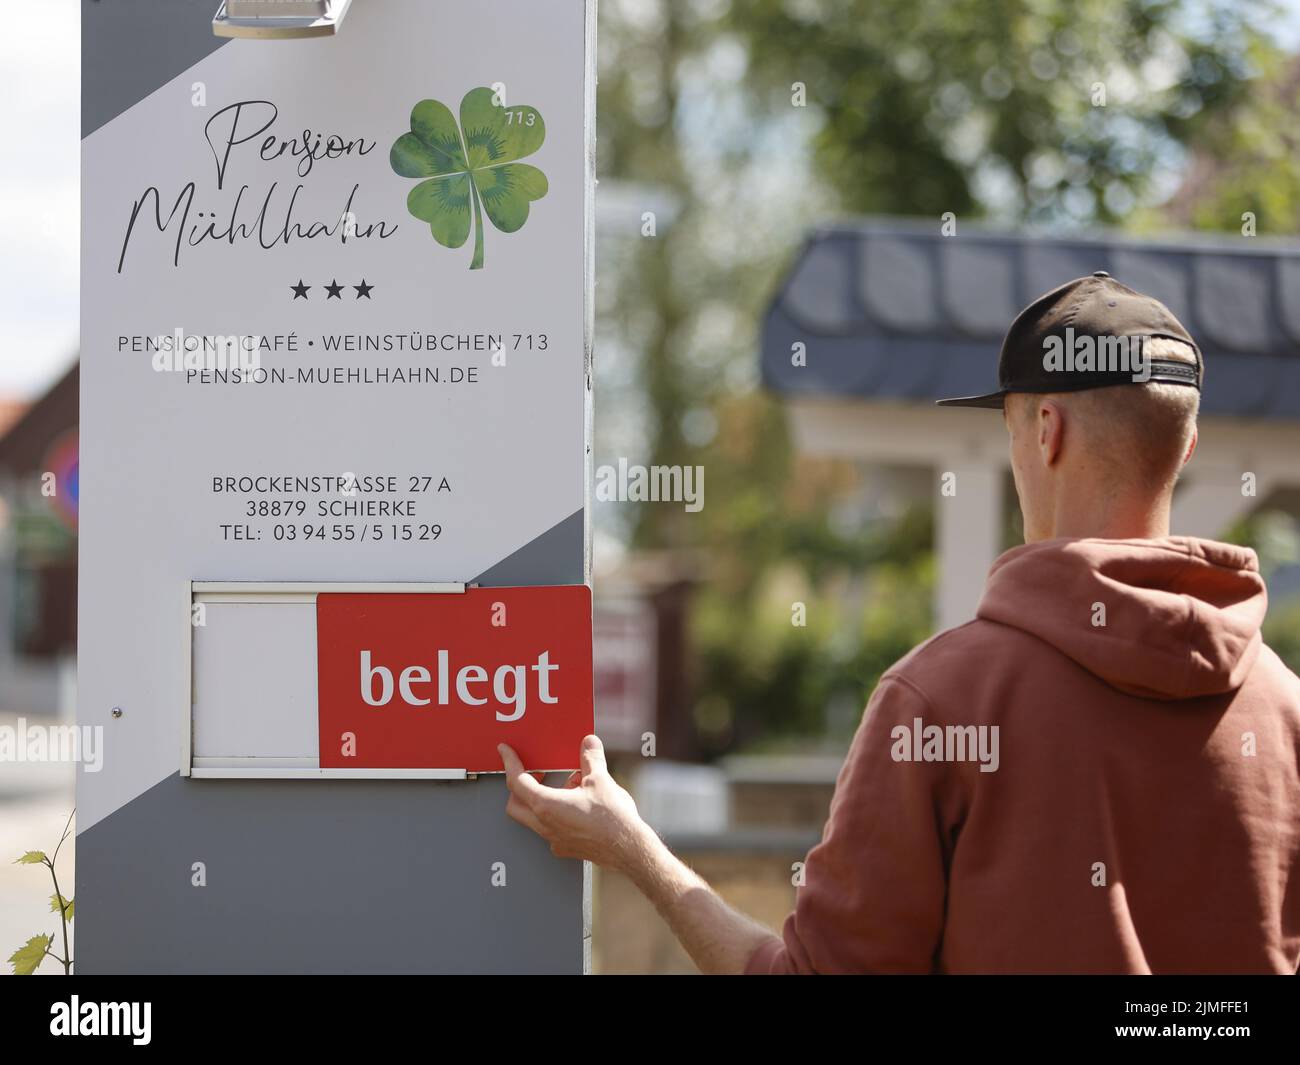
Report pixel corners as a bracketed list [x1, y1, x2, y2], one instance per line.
[74, 772, 583, 973]
[83, 0, 230, 138]
[472, 509, 584, 587]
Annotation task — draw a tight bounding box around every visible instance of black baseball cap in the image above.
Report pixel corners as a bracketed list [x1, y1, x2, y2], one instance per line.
[935, 271, 1203, 409]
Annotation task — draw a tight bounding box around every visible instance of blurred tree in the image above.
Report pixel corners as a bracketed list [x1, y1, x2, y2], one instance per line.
[733, 0, 1281, 224]
[1223, 509, 1300, 674]
[1155, 51, 1300, 233]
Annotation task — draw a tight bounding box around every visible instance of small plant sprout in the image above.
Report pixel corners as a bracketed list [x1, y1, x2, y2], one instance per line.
[9, 809, 75, 975]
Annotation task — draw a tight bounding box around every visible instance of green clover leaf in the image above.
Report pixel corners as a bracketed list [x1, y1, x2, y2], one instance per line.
[391, 87, 548, 270]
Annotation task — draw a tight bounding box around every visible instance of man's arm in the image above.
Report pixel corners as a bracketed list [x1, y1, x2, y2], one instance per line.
[499, 736, 779, 974]
[500, 674, 957, 974]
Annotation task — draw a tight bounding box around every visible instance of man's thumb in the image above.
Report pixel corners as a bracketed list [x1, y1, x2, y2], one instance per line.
[579, 734, 606, 776]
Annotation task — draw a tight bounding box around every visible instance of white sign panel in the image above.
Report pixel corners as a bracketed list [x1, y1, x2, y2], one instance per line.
[78, 0, 594, 974]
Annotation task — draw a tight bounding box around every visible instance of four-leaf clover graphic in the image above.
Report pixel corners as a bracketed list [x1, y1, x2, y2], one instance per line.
[390, 87, 548, 270]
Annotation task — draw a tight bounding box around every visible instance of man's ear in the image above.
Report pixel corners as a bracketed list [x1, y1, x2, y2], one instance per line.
[1038, 399, 1065, 468]
[1182, 424, 1198, 467]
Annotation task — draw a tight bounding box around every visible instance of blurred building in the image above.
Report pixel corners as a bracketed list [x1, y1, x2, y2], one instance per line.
[0, 362, 78, 717]
[594, 550, 703, 762]
[762, 220, 1300, 628]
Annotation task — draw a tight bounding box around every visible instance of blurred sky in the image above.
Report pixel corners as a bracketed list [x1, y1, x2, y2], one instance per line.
[1, 1, 78, 398]
[2, 0, 1299, 401]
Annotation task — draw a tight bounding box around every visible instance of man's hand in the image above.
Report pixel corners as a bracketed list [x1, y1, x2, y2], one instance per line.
[498, 734, 782, 974]
[499, 735, 655, 875]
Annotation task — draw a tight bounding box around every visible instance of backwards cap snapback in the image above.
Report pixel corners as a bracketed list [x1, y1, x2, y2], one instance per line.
[935, 271, 1202, 409]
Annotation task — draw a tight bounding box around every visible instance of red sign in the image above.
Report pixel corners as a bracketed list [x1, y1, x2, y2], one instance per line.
[317, 586, 593, 772]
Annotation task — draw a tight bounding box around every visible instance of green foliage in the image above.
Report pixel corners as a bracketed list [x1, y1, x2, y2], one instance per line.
[10, 811, 74, 974]
[1223, 510, 1300, 675]
[732, 0, 1278, 224]
[1221, 510, 1300, 575]
[391, 88, 548, 269]
[1143, 28, 1300, 233]
[8, 935, 51, 977]
[692, 560, 935, 752]
[1263, 598, 1300, 677]
[687, 414, 936, 752]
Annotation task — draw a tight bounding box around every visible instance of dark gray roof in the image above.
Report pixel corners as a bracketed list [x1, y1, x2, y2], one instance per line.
[761, 219, 1300, 420]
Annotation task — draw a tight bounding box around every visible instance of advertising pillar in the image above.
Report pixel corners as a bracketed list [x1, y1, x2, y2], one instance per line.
[77, 0, 596, 973]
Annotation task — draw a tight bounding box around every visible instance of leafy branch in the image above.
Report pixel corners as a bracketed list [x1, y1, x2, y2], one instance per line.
[9, 809, 74, 975]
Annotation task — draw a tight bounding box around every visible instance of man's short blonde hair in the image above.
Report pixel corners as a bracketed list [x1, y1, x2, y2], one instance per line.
[1014, 337, 1200, 493]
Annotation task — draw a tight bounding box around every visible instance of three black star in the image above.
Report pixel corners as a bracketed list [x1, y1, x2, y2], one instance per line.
[290, 279, 374, 299]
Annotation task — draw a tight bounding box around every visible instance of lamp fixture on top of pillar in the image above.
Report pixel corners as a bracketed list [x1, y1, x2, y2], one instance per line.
[213, 0, 352, 40]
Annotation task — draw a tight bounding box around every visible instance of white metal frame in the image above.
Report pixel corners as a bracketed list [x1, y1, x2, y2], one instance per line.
[184, 580, 468, 779]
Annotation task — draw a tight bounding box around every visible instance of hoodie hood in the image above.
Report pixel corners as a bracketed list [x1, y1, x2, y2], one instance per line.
[977, 537, 1267, 700]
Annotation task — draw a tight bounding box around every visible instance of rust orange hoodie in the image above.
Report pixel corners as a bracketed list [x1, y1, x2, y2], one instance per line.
[746, 537, 1300, 974]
